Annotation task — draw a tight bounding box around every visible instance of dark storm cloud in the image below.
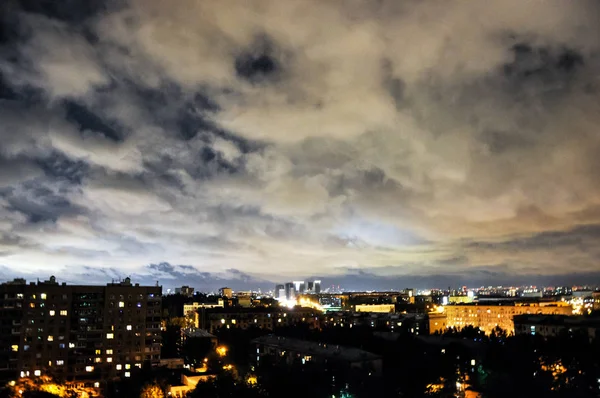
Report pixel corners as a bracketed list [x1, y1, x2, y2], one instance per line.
[2, 180, 81, 223]
[64, 100, 123, 141]
[235, 35, 285, 85]
[143, 262, 271, 291]
[468, 224, 600, 252]
[1, 0, 600, 288]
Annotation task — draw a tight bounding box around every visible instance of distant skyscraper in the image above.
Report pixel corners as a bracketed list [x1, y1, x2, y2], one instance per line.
[293, 281, 305, 294]
[275, 284, 285, 299]
[284, 283, 296, 300]
[219, 287, 233, 298]
[314, 280, 321, 294]
[306, 281, 314, 292]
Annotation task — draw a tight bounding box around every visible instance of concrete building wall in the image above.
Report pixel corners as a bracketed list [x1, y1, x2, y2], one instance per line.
[444, 303, 573, 334]
[355, 304, 395, 313]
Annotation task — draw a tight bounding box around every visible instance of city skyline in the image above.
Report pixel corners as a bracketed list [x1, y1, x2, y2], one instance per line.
[2, 1, 600, 289]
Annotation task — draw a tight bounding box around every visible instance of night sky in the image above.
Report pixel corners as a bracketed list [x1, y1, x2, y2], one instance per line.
[1, 0, 600, 291]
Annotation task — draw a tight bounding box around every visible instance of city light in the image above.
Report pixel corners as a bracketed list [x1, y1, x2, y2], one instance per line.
[247, 375, 258, 385]
[216, 346, 228, 357]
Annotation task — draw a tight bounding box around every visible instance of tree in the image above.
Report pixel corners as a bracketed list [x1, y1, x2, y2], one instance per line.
[140, 383, 164, 398]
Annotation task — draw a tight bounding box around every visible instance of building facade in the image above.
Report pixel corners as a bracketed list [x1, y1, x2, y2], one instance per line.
[355, 304, 395, 313]
[443, 302, 573, 334]
[183, 301, 224, 317]
[174, 286, 194, 297]
[218, 287, 233, 299]
[0, 277, 161, 383]
[196, 307, 319, 333]
[514, 314, 600, 340]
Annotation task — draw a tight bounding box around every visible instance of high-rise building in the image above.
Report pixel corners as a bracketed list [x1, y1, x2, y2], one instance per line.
[284, 283, 296, 301]
[293, 281, 305, 294]
[314, 280, 321, 294]
[218, 287, 233, 298]
[274, 285, 285, 300]
[0, 277, 162, 383]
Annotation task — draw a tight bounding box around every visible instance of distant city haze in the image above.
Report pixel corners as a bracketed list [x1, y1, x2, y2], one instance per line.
[1, 0, 600, 289]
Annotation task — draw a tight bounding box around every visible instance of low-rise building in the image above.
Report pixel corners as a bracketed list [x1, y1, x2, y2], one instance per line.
[181, 328, 218, 349]
[355, 304, 395, 313]
[184, 301, 224, 317]
[169, 373, 216, 398]
[197, 307, 319, 333]
[514, 314, 600, 340]
[253, 335, 382, 377]
[158, 358, 185, 369]
[175, 286, 195, 297]
[323, 311, 427, 334]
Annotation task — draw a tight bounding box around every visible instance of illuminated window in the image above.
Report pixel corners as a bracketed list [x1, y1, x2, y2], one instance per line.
[56, 360, 64, 365]
[118, 302, 125, 308]
[47, 336, 53, 342]
[95, 349, 101, 355]
[106, 349, 113, 355]
[85, 366, 94, 372]
[125, 364, 131, 369]
[221, 319, 225, 324]
[124, 372, 130, 378]
[116, 364, 122, 370]
[59, 343, 65, 349]
[69, 343, 75, 348]
[60, 310, 67, 316]
[231, 319, 236, 325]
[40, 293, 46, 300]
[95, 358, 102, 363]
[126, 325, 132, 331]
[11, 345, 18, 352]
[94, 382, 100, 388]
[135, 363, 141, 368]
[34, 370, 41, 376]
[49, 310, 55, 316]
[106, 333, 114, 339]
[107, 357, 113, 363]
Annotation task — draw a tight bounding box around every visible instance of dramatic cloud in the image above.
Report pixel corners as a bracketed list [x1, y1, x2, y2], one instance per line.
[1, 0, 600, 289]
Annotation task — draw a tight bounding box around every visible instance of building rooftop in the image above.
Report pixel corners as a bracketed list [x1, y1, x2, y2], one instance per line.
[182, 328, 217, 339]
[203, 306, 316, 314]
[252, 335, 381, 362]
[514, 314, 600, 327]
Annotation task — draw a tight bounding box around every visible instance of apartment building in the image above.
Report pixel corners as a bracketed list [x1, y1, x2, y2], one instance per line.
[196, 307, 319, 333]
[443, 302, 573, 334]
[514, 314, 600, 340]
[0, 277, 161, 384]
